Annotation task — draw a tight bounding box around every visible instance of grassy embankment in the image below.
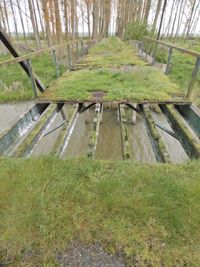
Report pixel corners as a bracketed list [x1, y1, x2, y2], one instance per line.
[40, 37, 182, 102]
[144, 38, 200, 105]
[1, 157, 200, 266]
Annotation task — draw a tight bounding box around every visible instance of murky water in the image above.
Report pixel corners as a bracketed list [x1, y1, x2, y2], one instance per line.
[126, 109, 157, 163]
[0, 101, 34, 134]
[96, 109, 123, 160]
[151, 110, 189, 163]
[0, 103, 48, 156]
[175, 105, 200, 139]
[31, 105, 72, 156]
[62, 109, 95, 158]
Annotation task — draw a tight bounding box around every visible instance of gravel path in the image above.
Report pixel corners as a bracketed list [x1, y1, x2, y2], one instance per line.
[57, 242, 126, 267]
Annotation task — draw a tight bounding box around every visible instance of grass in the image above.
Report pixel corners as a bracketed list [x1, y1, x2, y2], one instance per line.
[41, 67, 182, 102]
[80, 37, 147, 68]
[41, 37, 184, 102]
[0, 52, 65, 102]
[1, 156, 200, 266]
[143, 39, 200, 105]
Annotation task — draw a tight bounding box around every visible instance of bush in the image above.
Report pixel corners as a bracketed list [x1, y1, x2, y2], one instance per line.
[125, 21, 154, 41]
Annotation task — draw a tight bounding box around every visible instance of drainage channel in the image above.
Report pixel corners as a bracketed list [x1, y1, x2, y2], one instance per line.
[0, 102, 200, 163]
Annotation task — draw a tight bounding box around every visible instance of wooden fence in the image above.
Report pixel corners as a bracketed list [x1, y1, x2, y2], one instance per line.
[138, 37, 200, 99]
[0, 39, 96, 96]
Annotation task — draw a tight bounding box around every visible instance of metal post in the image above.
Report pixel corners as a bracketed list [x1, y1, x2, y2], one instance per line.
[52, 48, 60, 78]
[67, 44, 72, 69]
[187, 57, 200, 99]
[26, 59, 38, 98]
[165, 46, 173, 75]
[76, 41, 79, 59]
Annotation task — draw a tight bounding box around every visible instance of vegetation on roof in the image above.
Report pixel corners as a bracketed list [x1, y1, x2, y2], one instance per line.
[41, 66, 182, 101]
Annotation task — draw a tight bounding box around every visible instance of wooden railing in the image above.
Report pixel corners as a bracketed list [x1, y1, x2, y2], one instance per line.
[138, 37, 200, 99]
[0, 38, 96, 96]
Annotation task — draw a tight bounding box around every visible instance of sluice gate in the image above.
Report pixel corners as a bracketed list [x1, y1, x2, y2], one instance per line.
[0, 102, 200, 163]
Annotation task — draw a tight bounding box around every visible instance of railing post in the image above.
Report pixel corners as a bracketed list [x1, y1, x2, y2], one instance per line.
[51, 48, 60, 78]
[187, 56, 200, 99]
[152, 44, 158, 65]
[67, 44, 72, 69]
[26, 59, 38, 98]
[165, 46, 173, 75]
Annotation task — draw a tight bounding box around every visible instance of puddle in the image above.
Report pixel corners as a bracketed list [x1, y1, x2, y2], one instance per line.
[96, 109, 123, 160]
[151, 110, 189, 163]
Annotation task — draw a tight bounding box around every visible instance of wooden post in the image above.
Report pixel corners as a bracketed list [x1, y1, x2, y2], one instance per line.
[51, 48, 60, 78]
[81, 40, 84, 55]
[165, 46, 173, 75]
[76, 41, 79, 59]
[67, 44, 72, 69]
[26, 59, 38, 98]
[152, 44, 158, 65]
[187, 57, 200, 99]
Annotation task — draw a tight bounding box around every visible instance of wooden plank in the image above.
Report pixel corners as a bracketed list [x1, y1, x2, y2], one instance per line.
[143, 104, 171, 163]
[13, 104, 60, 157]
[119, 104, 131, 160]
[162, 104, 200, 159]
[87, 103, 102, 159]
[51, 104, 79, 157]
[0, 39, 87, 67]
[144, 37, 200, 58]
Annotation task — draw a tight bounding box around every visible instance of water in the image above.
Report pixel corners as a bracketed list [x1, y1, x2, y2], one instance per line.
[62, 109, 95, 158]
[0, 101, 34, 134]
[0, 103, 48, 156]
[125, 109, 157, 163]
[31, 105, 72, 156]
[96, 109, 123, 160]
[151, 110, 189, 163]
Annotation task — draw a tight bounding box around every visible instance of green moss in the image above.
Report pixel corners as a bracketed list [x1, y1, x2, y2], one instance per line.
[41, 67, 182, 102]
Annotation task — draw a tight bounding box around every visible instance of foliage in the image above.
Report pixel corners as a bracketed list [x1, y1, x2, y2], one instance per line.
[0, 53, 65, 103]
[125, 22, 154, 41]
[1, 157, 200, 266]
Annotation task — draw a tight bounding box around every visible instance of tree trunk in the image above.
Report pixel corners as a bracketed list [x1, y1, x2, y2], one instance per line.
[92, 0, 99, 39]
[28, 0, 41, 49]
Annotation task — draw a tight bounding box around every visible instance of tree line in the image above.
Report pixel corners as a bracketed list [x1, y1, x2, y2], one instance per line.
[0, 0, 200, 50]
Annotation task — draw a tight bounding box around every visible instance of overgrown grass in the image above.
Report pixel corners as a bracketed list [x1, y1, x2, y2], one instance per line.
[41, 67, 182, 101]
[0, 156, 200, 266]
[80, 37, 147, 68]
[41, 38, 184, 102]
[0, 53, 65, 102]
[143, 39, 200, 104]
